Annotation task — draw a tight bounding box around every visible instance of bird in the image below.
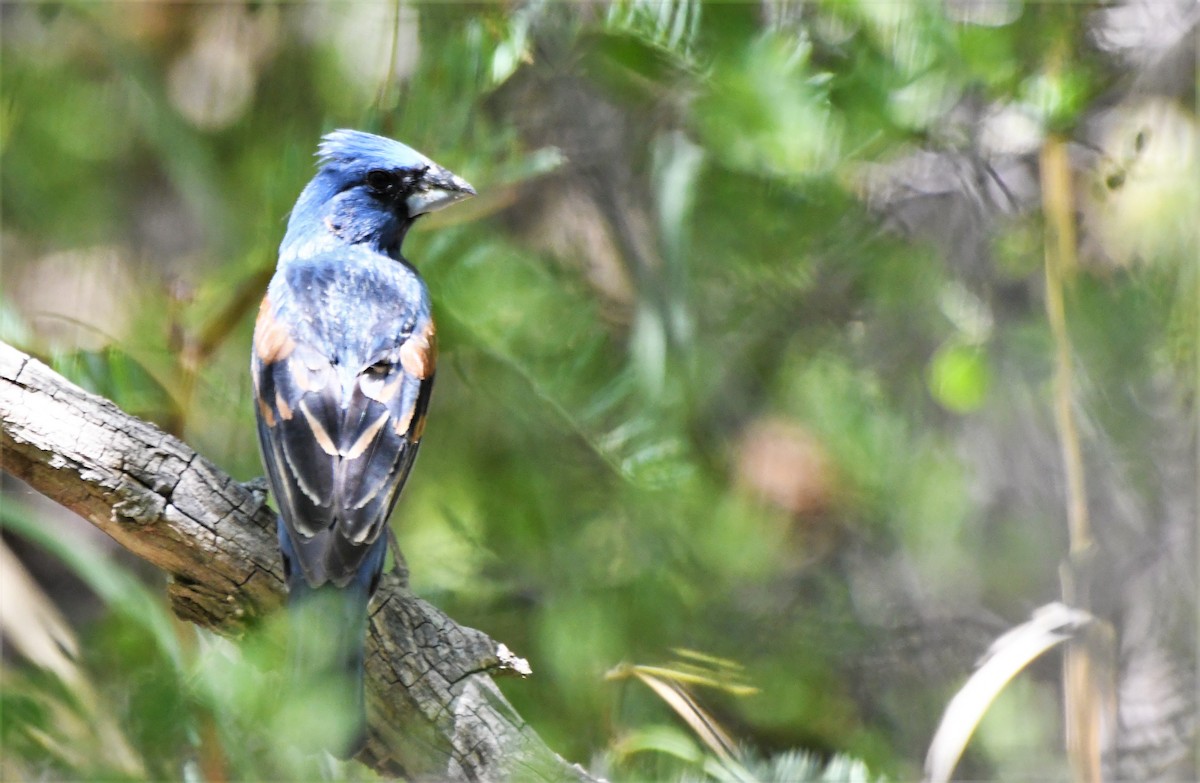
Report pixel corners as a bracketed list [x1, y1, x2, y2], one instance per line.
[251, 129, 474, 757]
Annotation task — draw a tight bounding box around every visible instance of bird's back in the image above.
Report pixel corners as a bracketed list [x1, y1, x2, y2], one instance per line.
[254, 247, 434, 588]
[277, 248, 429, 367]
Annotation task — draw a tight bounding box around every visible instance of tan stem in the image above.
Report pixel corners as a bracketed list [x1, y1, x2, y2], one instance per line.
[1041, 136, 1105, 783]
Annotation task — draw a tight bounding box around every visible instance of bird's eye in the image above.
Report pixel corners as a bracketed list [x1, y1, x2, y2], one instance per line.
[366, 169, 396, 195]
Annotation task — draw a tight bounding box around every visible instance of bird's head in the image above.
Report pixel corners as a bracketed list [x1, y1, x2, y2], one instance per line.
[281, 129, 475, 261]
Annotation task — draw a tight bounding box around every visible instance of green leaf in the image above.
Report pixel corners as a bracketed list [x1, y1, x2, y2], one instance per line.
[612, 723, 703, 763]
[927, 343, 991, 413]
[0, 503, 181, 670]
[49, 346, 179, 429]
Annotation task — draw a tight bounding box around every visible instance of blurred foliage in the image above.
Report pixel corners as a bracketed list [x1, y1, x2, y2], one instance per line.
[1, 1, 1195, 781]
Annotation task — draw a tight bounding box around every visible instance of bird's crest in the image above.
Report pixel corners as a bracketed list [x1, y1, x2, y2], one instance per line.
[317, 129, 435, 173]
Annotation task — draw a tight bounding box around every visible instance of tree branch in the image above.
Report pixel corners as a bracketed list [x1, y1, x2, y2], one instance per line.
[0, 340, 595, 783]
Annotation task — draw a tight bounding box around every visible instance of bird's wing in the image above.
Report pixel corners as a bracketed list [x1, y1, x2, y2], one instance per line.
[252, 283, 434, 588]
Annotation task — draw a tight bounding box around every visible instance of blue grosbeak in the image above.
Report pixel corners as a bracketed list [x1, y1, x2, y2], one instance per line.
[252, 130, 473, 756]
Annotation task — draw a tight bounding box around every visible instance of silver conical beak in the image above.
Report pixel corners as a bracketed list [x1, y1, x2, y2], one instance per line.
[407, 167, 476, 216]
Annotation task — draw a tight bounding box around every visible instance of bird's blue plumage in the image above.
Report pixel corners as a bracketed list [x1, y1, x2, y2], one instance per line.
[317, 128, 441, 172]
[252, 130, 473, 757]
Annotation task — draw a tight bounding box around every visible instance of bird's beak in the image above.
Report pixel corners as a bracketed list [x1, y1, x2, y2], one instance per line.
[406, 167, 476, 216]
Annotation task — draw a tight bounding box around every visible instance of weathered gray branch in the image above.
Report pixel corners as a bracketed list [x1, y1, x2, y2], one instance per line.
[0, 340, 595, 783]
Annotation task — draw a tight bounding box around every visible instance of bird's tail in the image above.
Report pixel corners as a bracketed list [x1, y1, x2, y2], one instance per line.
[277, 520, 386, 759]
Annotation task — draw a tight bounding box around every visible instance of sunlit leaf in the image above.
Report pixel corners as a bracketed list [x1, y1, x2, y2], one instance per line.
[924, 603, 1095, 783]
[927, 342, 991, 413]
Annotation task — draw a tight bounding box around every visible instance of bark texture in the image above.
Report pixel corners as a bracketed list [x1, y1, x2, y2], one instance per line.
[0, 340, 594, 783]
